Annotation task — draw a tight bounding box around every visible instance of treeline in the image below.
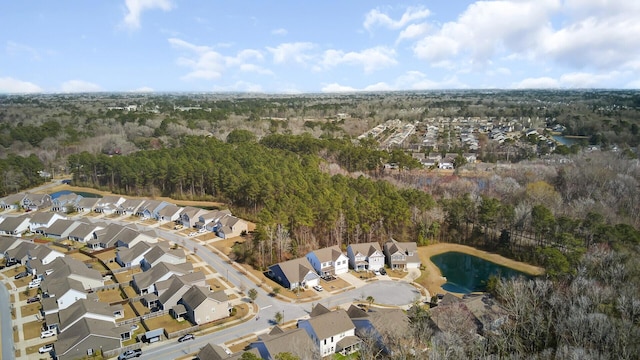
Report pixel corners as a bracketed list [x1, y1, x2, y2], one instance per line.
[0, 154, 46, 196]
[68, 136, 435, 267]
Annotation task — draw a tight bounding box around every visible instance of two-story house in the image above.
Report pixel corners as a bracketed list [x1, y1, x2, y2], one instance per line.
[383, 238, 421, 270]
[306, 245, 349, 276]
[346, 242, 385, 272]
[297, 304, 360, 357]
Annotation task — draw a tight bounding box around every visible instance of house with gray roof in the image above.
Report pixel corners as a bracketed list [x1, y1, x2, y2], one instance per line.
[53, 318, 127, 360]
[5, 241, 38, 263]
[115, 198, 146, 216]
[115, 241, 152, 268]
[157, 204, 183, 222]
[347, 305, 410, 355]
[22, 193, 52, 211]
[75, 197, 100, 213]
[43, 219, 81, 239]
[0, 193, 26, 210]
[133, 262, 193, 295]
[51, 193, 82, 212]
[156, 272, 206, 311]
[180, 206, 208, 228]
[40, 277, 87, 311]
[67, 222, 104, 243]
[347, 242, 385, 272]
[268, 257, 320, 290]
[383, 238, 421, 270]
[0, 236, 21, 258]
[306, 245, 349, 276]
[135, 200, 170, 219]
[26, 245, 65, 266]
[249, 326, 319, 360]
[29, 211, 67, 232]
[216, 215, 248, 239]
[298, 304, 359, 357]
[195, 209, 231, 230]
[141, 243, 185, 270]
[43, 256, 104, 290]
[57, 299, 124, 332]
[179, 285, 228, 325]
[0, 215, 31, 236]
[196, 344, 261, 360]
[93, 196, 126, 214]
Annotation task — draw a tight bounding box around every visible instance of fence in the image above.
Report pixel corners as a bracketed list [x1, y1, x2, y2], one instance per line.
[165, 324, 200, 339]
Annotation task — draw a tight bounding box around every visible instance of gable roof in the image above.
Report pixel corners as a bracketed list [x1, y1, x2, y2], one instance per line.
[143, 243, 185, 265]
[0, 236, 20, 253]
[68, 223, 103, 239]
[5, 241, 38, 259]
[385, 238, 418, 254]
[29, 212, 61, 225]
[133, 262, 193, 290]
[254, 327, 316, 360]
[157, 272, 206, 305]
[0, 193, 26, 205]
[303, 307, 354, 340]
[118, 198, 146, 212]
[181, 285, 226, 309]
[157, 204, 182, 218]
[58, 299, 116, 330]
[270, 257, 318, 284]
[44, 256, 103, 285]
[349, 242, 383, 257]
[76, 197, 100, 209]
[54, 318, 121, 356]
[311, 245, 346, 263]
[41, 276, 85, 298]
[0, 215, 30, 232]
[44, 219, 80, 236]
[117, 241, 152, 264]
[181, 206, 207, 219]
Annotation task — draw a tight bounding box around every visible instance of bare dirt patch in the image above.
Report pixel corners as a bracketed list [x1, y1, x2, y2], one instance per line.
[20, 303, 41, 317]
[416, 243, 545, 297]
[97, 288, 124, 303]
[23, 320, 44, 340]
[143, 314, 193, 333]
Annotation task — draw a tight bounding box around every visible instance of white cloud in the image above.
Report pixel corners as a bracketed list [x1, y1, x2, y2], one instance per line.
[267, 42, 315, 65]
[6, 41, 40, 61]
[169, 38, 267, 81]
[320, 46, 397, 73]
[60, 80, 102, 93]
[271, 28, 288, 36]
[364, 6, 430, 30]
[130, 86, 154, 92]
[321, 83, 357, 93]
[363, 82, 393, 91]
[512, 77, 560, 89]
[559, 72, 618, 88]
[0, 77, 42, 93]
[396, 23, 429, 43]
[123, 0, 173, 29]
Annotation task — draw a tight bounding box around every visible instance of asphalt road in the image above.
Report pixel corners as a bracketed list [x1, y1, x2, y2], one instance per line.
[1, 280, 15, 360]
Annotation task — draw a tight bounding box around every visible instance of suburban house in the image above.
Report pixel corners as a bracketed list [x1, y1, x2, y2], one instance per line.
[135, 200, 170, 220]
[215, 215, 248, 239]
[249, 326, 318, 360]
[43, 256, 104, 290]
[156, 272, 206, 311]
[26, 245, 65, 267]
[0, 215, 31, 236]
[383, 239, 421, 270]
[306, 245, 349, 276]
[195, 209, 231, 230]
[346, 242, 385, 272]
[93, 223, 156, 249]
[268, 257, 320, 290]
[22, 193, 52, 211]
[157, 204, 183, 222]
[51, 193, 82, 212]
[0, 236, 21, 258]
[75, 197, 100, 213]
[67, 222, 104, 243]
[115, 241, 152, 268]
[93, 196, 126, 214]
[179, 206, 208, 228]
[179, 285, 229, 325]
[43, 219, 81, 239]
[347, 305, 410, 355]
[29, 212, 67, 233]
[40, 277, 88, 311]
[132, 262, 193, 295]
[141, 244, 186, 270]
[298, 304, 360, 357]
[115, 198, 146, 216]
[0, 193, 26, 210]
[4, 241, 38, 264]
[52, 299, 125, 333]
[53, 317, 128, 360]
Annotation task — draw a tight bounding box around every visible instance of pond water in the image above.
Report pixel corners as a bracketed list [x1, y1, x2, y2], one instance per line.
[431, 251, 531, 294]
[551, 135, 587, 146]
[50, 190, 102, 199]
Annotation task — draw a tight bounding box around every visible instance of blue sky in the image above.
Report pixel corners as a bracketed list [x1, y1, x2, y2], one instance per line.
[1, 0, 639, 93]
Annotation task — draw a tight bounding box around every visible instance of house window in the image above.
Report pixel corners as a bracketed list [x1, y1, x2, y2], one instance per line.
[324, 339, 326, 345]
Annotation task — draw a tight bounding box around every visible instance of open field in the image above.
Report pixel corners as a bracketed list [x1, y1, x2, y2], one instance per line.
[416, 243, 545, 297]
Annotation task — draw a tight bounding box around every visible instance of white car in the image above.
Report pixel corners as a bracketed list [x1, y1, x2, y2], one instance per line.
[28, 280, 41, 289]
[313, 285, 324, 292]
[188, 232, 197, 237]
[39, 344, 54, 353]
[41, 329, 56, 338]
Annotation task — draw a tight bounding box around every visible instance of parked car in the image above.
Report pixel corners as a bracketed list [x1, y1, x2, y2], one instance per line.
[178, 333, 195, 342]
[188, 232, 197, 236]
[379, 268, 386, 275]
[39, 343, 54, 354]
[173, 224, 183, 230]
[14, 271, 29, 279]
[27, 296, 40, 304]
[28, 279, 41, 289]
[312, 285, 324, 292]
[40, 329, 56, 338]
[118, 349, 142, 359]
[5, 259, 18, 267]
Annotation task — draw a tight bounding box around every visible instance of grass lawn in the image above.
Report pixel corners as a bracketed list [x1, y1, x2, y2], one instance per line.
[96, 287, 124, 303]
[19, 288, 39, 301]
[206, 277, 226, 291]
[121, 303, 139, 320]
[23, 320, 45, 340]
[67, 251, 92, 262]
[122, 328, 145, 346]
[20, 302, 41, 317]
[93, 249, 117, 263]
[132, 301, 150, 316]
[320, 277, 351, 292]
[386, 269, 407, 279]
[227, 336, 256, 353]
[144, 314, 193, 333]
[26, 340, 54, 355]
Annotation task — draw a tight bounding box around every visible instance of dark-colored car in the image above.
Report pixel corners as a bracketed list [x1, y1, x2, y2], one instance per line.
[14, 271, 29, 280]
[178, 333, 195, 342]
[118, 349, 142, 360]
[379, 268, 386, 275]
[27, 296, 40, 304]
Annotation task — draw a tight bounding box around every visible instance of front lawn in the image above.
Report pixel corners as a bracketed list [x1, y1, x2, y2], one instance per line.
[143, 314, 193, 334]
[23, 320, 45, 340]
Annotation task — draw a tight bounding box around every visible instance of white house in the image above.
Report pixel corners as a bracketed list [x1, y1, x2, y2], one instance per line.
[0, 215, 31, 237]
[29, 212, 67, 233]
[346, 242, 385, 272]
[306, 245, 349, 276]
[298, 304, 359, 357]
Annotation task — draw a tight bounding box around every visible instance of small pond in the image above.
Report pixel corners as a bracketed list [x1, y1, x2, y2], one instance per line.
[431, 251, 531, 294]
[50, 190, 102, 199]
